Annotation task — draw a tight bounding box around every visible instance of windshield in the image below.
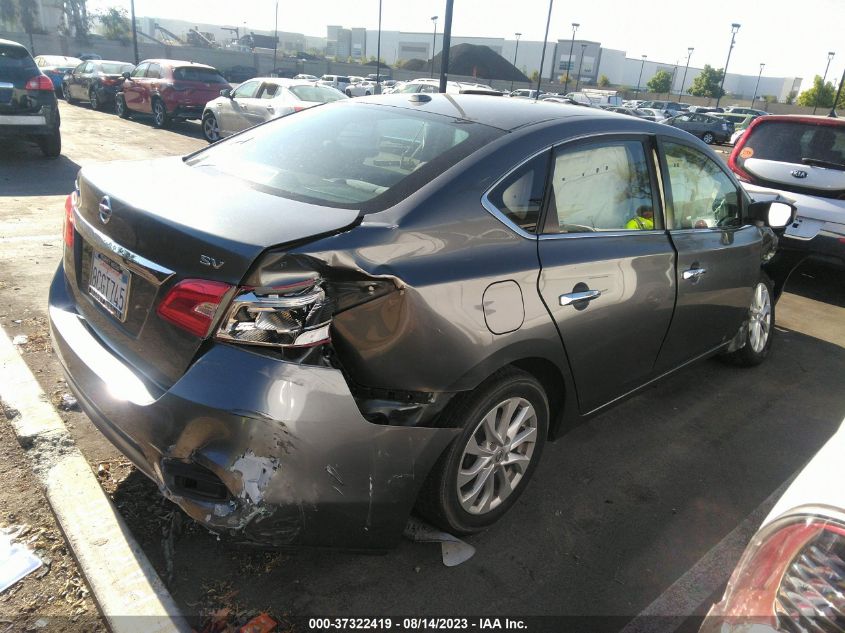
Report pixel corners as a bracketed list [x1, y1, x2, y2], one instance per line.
[744, 121, 845, 170]
[289, 85, 347, 103]
[187, 102, 502, 211]
[173, 67, 227, 83]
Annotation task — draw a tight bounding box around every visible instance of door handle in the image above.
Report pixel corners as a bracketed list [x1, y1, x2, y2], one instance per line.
[266, 106, 274, 112]
[559, 289, 601, 306]
[682, 267, 707, 281]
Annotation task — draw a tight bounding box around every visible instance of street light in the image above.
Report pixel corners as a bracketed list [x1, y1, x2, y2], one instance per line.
[678, 47, 693, 99]
[430, 16, 438, 78]
[814, 51, 835, 114]
[716, 23, 740, 108]
[510, 32, 522, 91]
[634, 54, 646, 99]
[574, 43, 586, 91]
[830, 65, 845, 117]
[272, 0, 278, 72]
[535, 0, 554, 99]
[563, 22, 579, 93]
[129, 0, 139, 65]
[750, 63, 764, 110]
[375, 0, 382, 94]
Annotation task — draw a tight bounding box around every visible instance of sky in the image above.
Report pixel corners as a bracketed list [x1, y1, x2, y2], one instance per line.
[86, 0, 843, 90]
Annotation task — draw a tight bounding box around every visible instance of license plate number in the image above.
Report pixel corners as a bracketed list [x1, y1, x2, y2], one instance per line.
[89, 252, 130, 321]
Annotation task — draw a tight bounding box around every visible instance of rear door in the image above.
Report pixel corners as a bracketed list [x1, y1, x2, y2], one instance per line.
[537, 136, 677, 413]
[653, 138, 760, 372]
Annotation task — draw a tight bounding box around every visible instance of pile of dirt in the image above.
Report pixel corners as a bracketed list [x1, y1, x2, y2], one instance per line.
[419, 44, 528, 82]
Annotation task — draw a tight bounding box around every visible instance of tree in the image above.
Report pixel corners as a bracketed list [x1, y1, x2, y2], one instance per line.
[61, 0, 92, 41]
[597, 74, 610, 87]
[97, 6, 129, 41]
[529, 70, 539, 83]
[647, 70, 672, 96]
[797, 75, 836, 108]
[0, 0, 39, 50]
[688, 64, 724, 100]
[786, 90, 797, 105]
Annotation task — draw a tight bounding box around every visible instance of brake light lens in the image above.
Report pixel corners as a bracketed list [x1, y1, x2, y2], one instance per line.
[101, 77, 119, 86]
[63, 183, 78, 249]
[704, 514, 845, 632]
[25, 75, 54, 91]
[157, 280, 233, 338]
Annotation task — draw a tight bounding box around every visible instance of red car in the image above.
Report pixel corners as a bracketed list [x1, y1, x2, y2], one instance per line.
[115, 59, 229, 128]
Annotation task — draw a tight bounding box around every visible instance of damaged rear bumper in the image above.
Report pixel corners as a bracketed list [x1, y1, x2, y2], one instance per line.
[48, 266, 458, 549]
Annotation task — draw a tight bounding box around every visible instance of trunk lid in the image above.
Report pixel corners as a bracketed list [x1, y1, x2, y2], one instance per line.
[70, 156, 360, 387]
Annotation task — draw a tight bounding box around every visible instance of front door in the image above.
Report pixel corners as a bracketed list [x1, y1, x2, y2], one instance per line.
[122, 62, 148, 113]
[653, 138, 761, 373]
[217, 79, 261, 136]
[537, 137, 677, 413]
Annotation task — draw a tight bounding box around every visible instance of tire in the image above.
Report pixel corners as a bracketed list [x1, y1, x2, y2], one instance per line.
[416, 367, 549, 535]
[61, 83, 74, 104]
[721, 274, 775, 367]
[38, 127, 61, 158]
[115, 94, 131, 118]
[202, 111, 220, 143]
[702, 132, 715, 144]
[152, 98, 170, 128]
[89, 88, 100, 111]
[345, 89, 352, 97]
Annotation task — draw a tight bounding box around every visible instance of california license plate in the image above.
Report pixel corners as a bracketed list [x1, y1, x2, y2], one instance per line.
[89, 252, 130, 321]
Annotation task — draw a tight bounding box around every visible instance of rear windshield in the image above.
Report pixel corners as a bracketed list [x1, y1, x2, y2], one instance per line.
[0, 44, 36, 72]
[187, 102, 503, 212]
[289, 85, 347, 103]
[100, 62, 133, 75]
[745, 121, 845, 169]
[173, 67, 227, 83]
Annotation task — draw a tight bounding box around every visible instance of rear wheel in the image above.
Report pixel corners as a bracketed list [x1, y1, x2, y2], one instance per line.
[152, 98, 170, 128]
[61, 83, 74, 104]
[202, 111, 220, 143]
[89, 88, 100, 111]
[722, 274, 774, 366]
[702, 132, 715, 144]
[416, 367, 548, 534]
[38, 127, 61, 158]
[115, 94, 131, 118]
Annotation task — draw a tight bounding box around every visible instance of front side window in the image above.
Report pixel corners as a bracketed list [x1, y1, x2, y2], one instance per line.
[232, 80, 260, 99]
[663, 141, 741, 229]
[258, 83, 279, 99]
[548, 140, 657, 233]
[131, 63, 148, 78]
[289, 85, 346, 103]
[145, 63, 161, 79]
[486, 152, 549, 234]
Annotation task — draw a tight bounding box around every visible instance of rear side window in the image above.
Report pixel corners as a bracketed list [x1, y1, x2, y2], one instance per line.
[173, 67, 227, 83]
[289, 85, 346, 102]
[743, 121, 845, 168]
[187, 103, 503, 212]
[0, 44, 36, 73]
[486, 152, 549, 234]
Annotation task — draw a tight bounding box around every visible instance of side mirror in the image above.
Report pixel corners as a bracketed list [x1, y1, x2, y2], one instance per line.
[122, 71, 131, 80]
[220, 88, 232, 98]
[747, 200, 796, 228]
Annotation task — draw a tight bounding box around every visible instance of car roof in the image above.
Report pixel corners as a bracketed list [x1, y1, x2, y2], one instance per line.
[0, 38, 28, 51]
[138, 59, 217, 70]
[747, 114, 845, 125]
[355, 93, 625, 131]
[91, 59, 134, 66]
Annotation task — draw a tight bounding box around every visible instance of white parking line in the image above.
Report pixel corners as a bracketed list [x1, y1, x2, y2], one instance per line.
[619, 475, 795, 633]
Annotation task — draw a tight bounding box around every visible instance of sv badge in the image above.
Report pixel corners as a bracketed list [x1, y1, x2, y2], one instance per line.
[199, 254, 225, 269]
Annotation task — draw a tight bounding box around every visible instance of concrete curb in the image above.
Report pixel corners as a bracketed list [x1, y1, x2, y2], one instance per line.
[0, 326, 191, 633]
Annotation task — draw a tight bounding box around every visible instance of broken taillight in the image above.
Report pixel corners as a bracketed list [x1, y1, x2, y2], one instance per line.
[157, 279, 234, 338]
[215, 281, 334, 348]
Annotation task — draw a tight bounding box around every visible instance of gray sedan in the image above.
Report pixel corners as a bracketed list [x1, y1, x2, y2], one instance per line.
[201, 77, 347, 142]
[50, 96, 794, 548]
[661, 112, 734, 144]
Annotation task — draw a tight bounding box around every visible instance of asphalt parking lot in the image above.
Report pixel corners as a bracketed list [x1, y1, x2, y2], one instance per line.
[2, 102, 844, 628]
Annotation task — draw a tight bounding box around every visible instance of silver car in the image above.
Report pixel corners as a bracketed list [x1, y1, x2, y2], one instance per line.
[201, 78, 347, 142]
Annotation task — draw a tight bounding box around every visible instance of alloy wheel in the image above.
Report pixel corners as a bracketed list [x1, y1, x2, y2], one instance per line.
[89, 90, 98, 110]
[702, 132, 715, 144]
[456, 397, 538, 515]
[153, 101, 166, 126]
[62, 84, 70, 101]
[748, 282, 772, 353]
[203, 114, 220, 142]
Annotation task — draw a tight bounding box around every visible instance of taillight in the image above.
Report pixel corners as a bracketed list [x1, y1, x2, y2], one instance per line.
[292, 105, 307, 112]
[216, 281, 334, 348]
[63, 181, 78, 249]
[25, 75, 54, 91]
[704, 514, 845, 632]
[157, 280, 233, 338]
[101, 77, 119, 86]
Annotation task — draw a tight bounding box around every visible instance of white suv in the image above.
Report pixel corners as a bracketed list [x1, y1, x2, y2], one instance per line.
[730, 115, 845, 269]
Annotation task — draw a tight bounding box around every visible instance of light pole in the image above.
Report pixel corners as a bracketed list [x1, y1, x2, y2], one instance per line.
[750, 63, 764, 110]
[272, 0, 278, 72]
[830, 66, 845, 117]
[814, 51, 835, 114]
[634, 54, 646, 99]
[438, 0, 454, 93]
[678, 47, 693, 99]
[430, 16, 438, 78]
[535, 0, 554, 99]
[563, 22, 578, 93]
[510, 32, 522, 91]
[130, 0, 139, 65]
[716, 23, 740, 108]
[574, 43, 586, 91]
[375, 0, 382, 94]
